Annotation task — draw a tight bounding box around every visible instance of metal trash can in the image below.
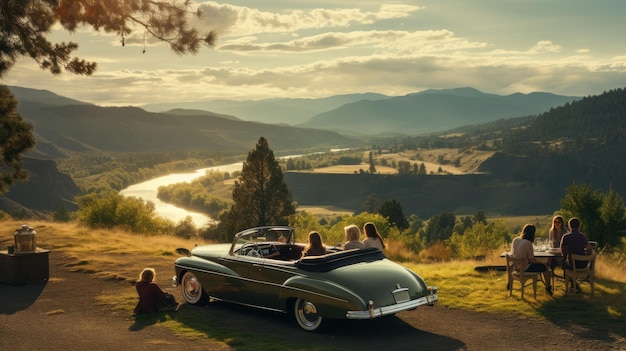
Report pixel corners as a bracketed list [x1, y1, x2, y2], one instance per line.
[14, 224, 36, 253]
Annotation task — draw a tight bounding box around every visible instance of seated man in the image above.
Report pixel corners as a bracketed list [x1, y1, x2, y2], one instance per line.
[560, 217, 592, 269]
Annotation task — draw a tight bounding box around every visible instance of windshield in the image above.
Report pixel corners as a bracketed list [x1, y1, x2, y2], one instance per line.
[231, 226, 294, 255]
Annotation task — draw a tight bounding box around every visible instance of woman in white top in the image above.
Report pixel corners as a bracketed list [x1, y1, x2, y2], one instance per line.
[362, 222, 385, 250]
[511, 224, 553, 295]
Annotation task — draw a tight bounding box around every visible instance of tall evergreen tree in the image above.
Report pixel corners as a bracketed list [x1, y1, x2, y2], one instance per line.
[363, 194, 378, 214]
[220, 137, 296, 238]
[422, 211, 456, 246]
[377, 199, 409, 230]
[0, 86, 36, 194]
[368, 151, 376, 173]
[599, 186, 626, 248]
[560, 183, 602, 239]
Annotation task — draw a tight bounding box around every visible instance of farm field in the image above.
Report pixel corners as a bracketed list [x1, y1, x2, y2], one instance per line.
[303, 148, 495, 176]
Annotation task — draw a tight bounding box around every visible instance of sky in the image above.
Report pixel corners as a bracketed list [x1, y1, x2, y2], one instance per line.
[4, 0, 626, 106]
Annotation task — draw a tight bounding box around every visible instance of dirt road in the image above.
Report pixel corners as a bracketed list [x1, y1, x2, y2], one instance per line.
[1, 251, 623, 351]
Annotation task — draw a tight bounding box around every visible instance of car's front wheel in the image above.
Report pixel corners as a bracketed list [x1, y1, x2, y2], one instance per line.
[294, 298, 323, 331]
[180, 271, 208, 305]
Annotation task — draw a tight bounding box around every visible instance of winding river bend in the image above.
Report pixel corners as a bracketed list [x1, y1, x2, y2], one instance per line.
[119, 149, 350, 226]
[119, 161, 244, 226]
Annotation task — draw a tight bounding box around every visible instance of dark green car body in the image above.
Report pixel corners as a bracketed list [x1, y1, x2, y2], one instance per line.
[173, 226, 438, 331]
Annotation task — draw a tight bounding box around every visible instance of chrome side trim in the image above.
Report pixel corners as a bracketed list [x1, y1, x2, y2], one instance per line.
[174, 263, 348, 304]
[209, 296, 284, 313]
[345, 294, 438, 320]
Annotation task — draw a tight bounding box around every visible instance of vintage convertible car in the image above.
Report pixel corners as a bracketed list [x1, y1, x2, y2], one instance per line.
[172, 226, 438, 331]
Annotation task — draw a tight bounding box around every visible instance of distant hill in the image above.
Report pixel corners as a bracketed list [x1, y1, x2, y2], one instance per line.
[298, 87, 579, 135]
[141, 93, 389, 125]
[8, 86, 356, 157]
[8, 86, 92, 107]
[141, 88, 578, 136]
[479, 87, 626, 202]
[1, 157, 80, 215]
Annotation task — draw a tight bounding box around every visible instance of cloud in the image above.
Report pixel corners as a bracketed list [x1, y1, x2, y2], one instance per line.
[217, 30, 488, 54]
[6, 2, 625, 106]
[195, 2, 422, 36]
[529, 40, 562, 54]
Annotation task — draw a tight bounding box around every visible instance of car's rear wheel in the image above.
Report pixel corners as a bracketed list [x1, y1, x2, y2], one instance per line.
[181, 271, 208, 305]
[294, 298, 323, 331]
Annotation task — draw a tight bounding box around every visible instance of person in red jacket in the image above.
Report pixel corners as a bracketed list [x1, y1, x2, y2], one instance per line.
[134, 267, 177, 314]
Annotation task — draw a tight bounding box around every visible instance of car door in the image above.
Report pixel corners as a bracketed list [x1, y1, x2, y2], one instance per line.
[218, 253, 271, 307]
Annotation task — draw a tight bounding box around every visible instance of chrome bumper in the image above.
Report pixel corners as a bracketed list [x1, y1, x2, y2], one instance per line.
[346, 287, 438, 320]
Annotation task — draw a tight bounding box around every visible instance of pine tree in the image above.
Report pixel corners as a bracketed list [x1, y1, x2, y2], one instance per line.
[368, 151, 376, 173]
[0, 86, 36, 194]
[220, 137, 296, 238]
[377, 199, 409, 230]
[0, 0, 217, 77]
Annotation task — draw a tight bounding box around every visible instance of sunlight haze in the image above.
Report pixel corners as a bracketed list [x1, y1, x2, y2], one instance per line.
[4, 0, 626, 107]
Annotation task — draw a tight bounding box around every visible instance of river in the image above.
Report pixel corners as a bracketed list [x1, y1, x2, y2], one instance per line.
[119, 149, 352, 226]
[119, 161, 244, 226]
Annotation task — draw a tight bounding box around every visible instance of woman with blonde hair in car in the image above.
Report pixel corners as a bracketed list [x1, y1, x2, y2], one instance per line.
[342, 224, 365, 250]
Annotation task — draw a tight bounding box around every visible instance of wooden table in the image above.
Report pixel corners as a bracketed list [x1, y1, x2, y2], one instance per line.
[501, 249, 562, 259]
[501, 249, 563, 289]
[0, 248, 50, 285]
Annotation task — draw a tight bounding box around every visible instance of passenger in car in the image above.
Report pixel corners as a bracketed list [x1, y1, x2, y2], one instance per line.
[342, 224, 365, 250]
[362, 222, 385, 250]
[303, 231, 326, 257]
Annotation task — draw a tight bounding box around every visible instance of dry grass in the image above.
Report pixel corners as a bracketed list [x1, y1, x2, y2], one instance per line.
[1, 220, 205, 284]
[297, 206, 353, 216]
[380, 148, 495, 174]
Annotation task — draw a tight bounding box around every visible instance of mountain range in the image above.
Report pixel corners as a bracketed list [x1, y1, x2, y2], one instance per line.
[8, 87, 355, 158]
[141, 87, 579, 136]
[7, 85, 579, 157]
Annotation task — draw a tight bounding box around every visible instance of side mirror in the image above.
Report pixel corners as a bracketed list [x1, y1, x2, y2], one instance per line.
[176, 248, 191, 257]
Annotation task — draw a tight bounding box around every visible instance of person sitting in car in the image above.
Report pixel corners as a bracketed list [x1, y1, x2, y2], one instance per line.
[342, 224, 365, 250]
[302, 231, 326, 257]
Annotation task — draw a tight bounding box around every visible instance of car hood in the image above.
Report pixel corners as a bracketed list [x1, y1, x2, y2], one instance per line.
[190, 244, 231, 259]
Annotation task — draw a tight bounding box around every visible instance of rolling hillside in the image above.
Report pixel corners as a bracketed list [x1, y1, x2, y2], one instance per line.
[8, 86, 357, 157]
[141, 93, 389, 125]
[298, 88, 579, 135]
